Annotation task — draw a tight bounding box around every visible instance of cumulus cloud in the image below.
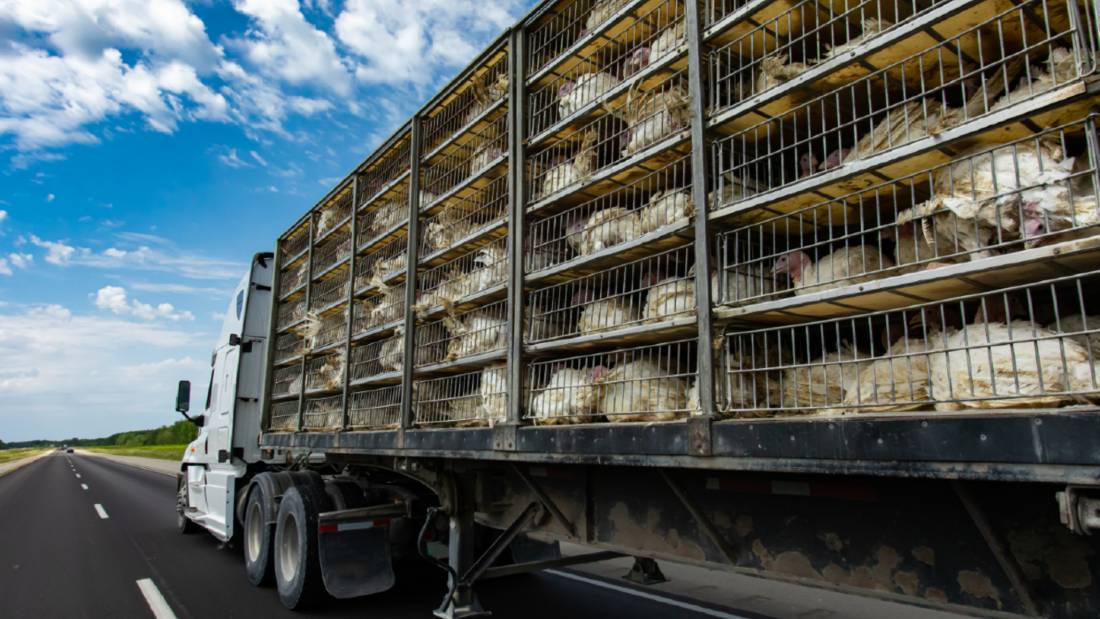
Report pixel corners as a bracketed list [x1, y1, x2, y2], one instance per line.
[0, 258, 9, 276]
[0, 209, 7, 222]
[94, 285, 195, 321]
[0, 302, 211, 441]
[29, 234, 76, 265]
[335, 0, 525, 85]
[8, 252, 32, 269]
[27, 233, 244, 280]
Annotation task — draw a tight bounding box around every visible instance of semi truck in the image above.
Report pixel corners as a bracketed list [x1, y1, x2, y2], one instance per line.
[174, 0, 1100, 616]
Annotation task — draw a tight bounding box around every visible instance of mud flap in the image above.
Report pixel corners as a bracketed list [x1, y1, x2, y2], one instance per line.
[317, 507, 402, 599]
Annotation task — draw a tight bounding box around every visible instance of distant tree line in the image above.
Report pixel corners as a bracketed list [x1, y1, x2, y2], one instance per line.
[2, 420, 198, 449]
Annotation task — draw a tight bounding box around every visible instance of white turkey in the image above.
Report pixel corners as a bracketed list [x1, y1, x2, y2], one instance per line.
[442, 306, 507, 360]
[638, 190, 693, 234]
[379, 328, 404, 373]
[479, 364, 509, 425]
[780, 345, 867, 412]
[771, 246, 894, 295]
[368, 199, 406, 236]
[558, 72, 621, 119]
[540, 131, 598, 199]
[991, 47, 1078, 113]
[370, 286, 404, 327]
[754, 54, 810, 94]
[619, 85, 691, 156]
[529, 365, 607, 424]
[599, 359, 689, 422]
[708, 171, 762, 209]
[711, 263, 778, 304]
[414, 270, 466, 315]
[928, 316, 1099, 410]
[311, 352, 347, 392]
[306, 397, 342, 429]
[575, 288, 641, 334]
[371, 251, 407, 285]
[841, 337, 933, 413]
[1048, 313, 1100, 358]
[448, 394, 486, 427]
[821, 18, 893, 61]
[887, 208, 964, 273]
[839, 99, 947, 167]
[469, 141, 504, 176]
[642, 274, 694, 322]
[582, 0, 630, 35]
[282, 261, 307, 293]
[315, 202, 345, 237]
[526, 304, 569, 341]
[419, 189, 438, 209]
[565, 207, 642, 256]
[465, 73, 509, 126]
[458, 244, 508, 297]
[623, 21, 686, 76]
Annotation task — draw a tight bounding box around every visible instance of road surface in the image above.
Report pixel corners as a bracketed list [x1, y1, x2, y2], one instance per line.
[0, 452, 967, 619]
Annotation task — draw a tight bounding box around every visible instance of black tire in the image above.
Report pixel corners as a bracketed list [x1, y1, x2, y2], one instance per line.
[176, 476, 199, 534]
[244, 484, 275, 586]
[274, 485, 329, 609]
[324, 479, 367, 511]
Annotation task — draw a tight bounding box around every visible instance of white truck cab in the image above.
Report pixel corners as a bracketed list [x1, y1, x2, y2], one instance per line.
[175, 252, 273, 540]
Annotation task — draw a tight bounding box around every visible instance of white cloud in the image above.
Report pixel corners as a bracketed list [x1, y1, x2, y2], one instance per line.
[249, 150, 268, 167]
[46, 192, 55, 202]
[94, 285, 195, 321]
[336, 0, 524, 85]
[29, 234, 76, 265]
[229, 0, 352, 96]
[0, 257, 10, 276]
[0, 303, 211, 441]
[130, 281, 233, 297]
[8, 252, 32, 268]
[0, 210, 7, 222]
[217, 146, 250, 168]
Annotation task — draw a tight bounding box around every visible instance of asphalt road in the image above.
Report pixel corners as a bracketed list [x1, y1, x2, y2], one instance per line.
[0, 452, 760, 619]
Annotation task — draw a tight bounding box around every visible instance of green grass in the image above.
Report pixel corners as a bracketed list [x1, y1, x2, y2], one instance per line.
[86, 444, 189, 461]
[0, 448, 46, 463]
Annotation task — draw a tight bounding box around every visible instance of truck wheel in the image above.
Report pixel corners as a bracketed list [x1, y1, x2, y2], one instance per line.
[176, 477, 198, 534]
[244, 485, 274, 586]
[274, 485, 327, 609]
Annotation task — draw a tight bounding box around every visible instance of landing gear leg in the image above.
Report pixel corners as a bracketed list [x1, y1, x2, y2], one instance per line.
[433, 505, 487, 619]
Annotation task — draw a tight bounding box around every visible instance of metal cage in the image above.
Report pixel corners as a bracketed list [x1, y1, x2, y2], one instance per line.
[350, 333, 405, 384]
[302, 395, 344, 431]
[416, 299, 509, 367]
[348, 386, 402, 430]
[419, 175, 509, 260]
[414, 365, 508, 427]
[415, 237, 509, 317]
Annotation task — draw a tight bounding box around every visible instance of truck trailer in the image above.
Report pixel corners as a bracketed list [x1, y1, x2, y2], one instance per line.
[174, 0, 1100, 616]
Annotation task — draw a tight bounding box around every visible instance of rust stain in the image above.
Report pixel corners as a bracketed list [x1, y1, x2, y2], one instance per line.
[1008, 526, 1093, 590]
[893, 570, 920, 596]
[819, 532, 844, 552]
[772, 551, 821, 580]
[822, 563, 849, 585]
[1049, 556, 1092, 590]
[871, 546, 901, 590]
[607, 502, 707, 561]
[924, 587, 948, 604]
[912, 546, 935, 567]
[958, 570, 1003, 609]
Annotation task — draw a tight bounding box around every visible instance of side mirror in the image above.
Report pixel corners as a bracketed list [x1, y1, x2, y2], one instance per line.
[176, 380, 191, 414]
[229, 333, 242, 346]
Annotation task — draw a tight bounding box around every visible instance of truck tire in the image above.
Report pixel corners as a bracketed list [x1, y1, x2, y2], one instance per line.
[274, 485, 327, 609]
[176, 476, 199, 534]
[325, 479, 367, 510]
[243, 484, 275, 586]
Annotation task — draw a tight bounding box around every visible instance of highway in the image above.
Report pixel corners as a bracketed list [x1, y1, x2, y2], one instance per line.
[0, 452, 965, 619]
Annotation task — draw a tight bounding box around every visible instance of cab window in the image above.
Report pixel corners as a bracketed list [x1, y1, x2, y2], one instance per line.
[235, 290, 244, 319]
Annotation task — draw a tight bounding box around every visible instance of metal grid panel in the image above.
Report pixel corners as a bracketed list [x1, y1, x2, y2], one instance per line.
[354, 285, 405, 335]
[709, 0, 937, 115]
[416, 299, 509, 366]
[357, 137, 411, 207]
[527, 243, 696, 341]
[528, 69, 691, 205]
[421, 52, 510, 155]
[350, 333, 404, 383]
[721, 270, 1100, 417]
[302, 395, 343, 430]
[414, 365, 508, 426]
[274, 331, 306, 365]
[280, 224, 310, 262]
[271, 364, 303, 399]
[415, 237, 509, 314]
[528, 0, 685, 138]
[315, 187, 354, 240]
[305, 306, 348, 351]
[357, 185, 410, 244]
[304, 352, 346, 394]
[348, 386, 402, 430]
[419, 175, 509, 257]
[279, 260, 307, 298]
[527, 156, 692, 272]
[269, 400, 299, 432]
[526, 338, 697, 423]
[716, 117, 1100, 305]
[277, 298, 306, 331]
[711, 0, 1097, 211]
[311, 228, 352, 275]
[702, 0, 756, 26]
[421, 114, 508, 203]
[310, 274, 349, 312]
[527, 0, 643, 77]
[359, 234, 408, 288]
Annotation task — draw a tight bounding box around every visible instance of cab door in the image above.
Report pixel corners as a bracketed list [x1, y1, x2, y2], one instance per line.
[202, 343, 238, 540]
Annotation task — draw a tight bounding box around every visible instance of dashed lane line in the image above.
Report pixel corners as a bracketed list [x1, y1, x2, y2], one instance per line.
[94, 504, 109, 519]
[136, 578, 179, 619]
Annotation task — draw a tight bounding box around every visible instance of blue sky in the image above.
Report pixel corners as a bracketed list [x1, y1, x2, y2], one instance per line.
[0, 0, 535, 442]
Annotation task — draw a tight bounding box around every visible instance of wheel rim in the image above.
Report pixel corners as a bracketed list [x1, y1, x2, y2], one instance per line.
[176, 484, 188, 521]
[246, 502, 263, 563]
[278, 511, 300, 582]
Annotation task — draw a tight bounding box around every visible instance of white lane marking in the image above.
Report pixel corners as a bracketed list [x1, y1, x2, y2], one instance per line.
[94, 504, 109, 519]
[136, 578, 179, 619]
[81, 484, 88, 491]
[545, 569, 751, 619]
[75, 473, 81, 478]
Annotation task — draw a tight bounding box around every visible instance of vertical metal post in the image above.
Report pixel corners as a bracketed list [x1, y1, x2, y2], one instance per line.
[259, 238, 283, 433]
[341, 179, 359, 431]
[400, 121, 423, 444]
[685, 0, 716, 454]
[505, 27, 527, 440]
[297, 218, 315, 433]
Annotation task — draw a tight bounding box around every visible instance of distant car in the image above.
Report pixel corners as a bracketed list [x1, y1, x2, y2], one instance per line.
[66, 448, 73, 453]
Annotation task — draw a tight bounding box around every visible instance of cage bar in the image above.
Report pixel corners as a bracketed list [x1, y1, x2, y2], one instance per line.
[348, 386, 402, 430]
[416, 299, 509, 367]
[414, 365, 508, 426]
[419, 175, 509, 259]
[350, 334, 405, 384]
[269, 400, 300, 432]
[353, 285, 405, 337]
[415, 237, 509, 316]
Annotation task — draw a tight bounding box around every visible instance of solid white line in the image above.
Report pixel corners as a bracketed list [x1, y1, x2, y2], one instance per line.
[545, 569, 751, 619]
[136, 578, 179, 619]
[94, 504, 108, 519]
[81, 484, 88, 490]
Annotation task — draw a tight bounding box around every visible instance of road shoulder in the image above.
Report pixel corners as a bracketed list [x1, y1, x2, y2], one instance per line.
[76, 449, 179, 477]
[0, 450, 51, 477]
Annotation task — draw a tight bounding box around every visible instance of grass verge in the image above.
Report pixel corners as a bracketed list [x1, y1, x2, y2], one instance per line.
[86, 444, 188, 461]
[0, 448, 45, 464]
